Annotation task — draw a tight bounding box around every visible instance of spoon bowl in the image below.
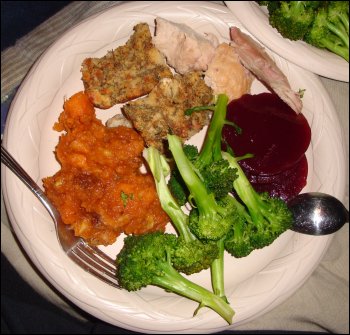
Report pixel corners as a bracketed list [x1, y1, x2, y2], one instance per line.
[288, 192, 349, 235]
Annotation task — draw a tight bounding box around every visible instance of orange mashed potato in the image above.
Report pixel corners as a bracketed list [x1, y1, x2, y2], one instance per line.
[42, 91, 169, 246]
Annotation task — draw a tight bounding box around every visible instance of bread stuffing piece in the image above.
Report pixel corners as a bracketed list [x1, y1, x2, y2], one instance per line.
[153, 17, 219, 74]
[81, 23, 172, 109]
[123, 72, 214, 152]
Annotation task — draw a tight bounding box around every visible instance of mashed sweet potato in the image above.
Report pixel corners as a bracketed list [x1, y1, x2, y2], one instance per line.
[42, 92, 169, 246]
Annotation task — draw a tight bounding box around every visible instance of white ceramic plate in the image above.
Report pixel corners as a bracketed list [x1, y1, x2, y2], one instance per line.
[1, 1, 347, 333]
[225, 1, 349, 82]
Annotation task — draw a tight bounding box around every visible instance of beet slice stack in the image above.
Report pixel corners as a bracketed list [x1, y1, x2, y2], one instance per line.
[223, 93, 311, 201]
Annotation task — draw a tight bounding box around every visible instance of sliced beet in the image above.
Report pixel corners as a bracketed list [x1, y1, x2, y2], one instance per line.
[223, 93, 311, 175]
[243, 155, 308, 201]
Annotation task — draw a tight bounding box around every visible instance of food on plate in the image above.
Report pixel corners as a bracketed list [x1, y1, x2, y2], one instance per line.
[204, 43, 254, 101]
[106, 113, 133, 128]
[221, 150, 293, 258]
[230, 26, 303, 114]
[166, 97, 292, 259]
[116, 232, 235, 324]
[145, 146, 220, 276]
[122, 71, 213, 152]
[153, 18, 253, 102]
[222, 92, 311, 200]
[246, 155, 308, 202]
[40, 14, 311, 323]
[150, 95, 293, 308]
[42, 92, 169, 246]
[153, 17, 219, 74]
[257, 1, 349, 62]
[81, 23, 173, 109]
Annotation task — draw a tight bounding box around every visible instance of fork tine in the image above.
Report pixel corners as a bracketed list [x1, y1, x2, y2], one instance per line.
[83, 243, 117, 269]
[68, 247, 120, 288]
[77, 244, 116, 274]
[1, 146, 121, 289]
[72, 245, 117, 277]
[69, 253, 120, 288]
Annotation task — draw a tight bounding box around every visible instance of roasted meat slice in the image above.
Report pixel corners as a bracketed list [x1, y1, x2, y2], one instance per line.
[230, 26, 303, 114]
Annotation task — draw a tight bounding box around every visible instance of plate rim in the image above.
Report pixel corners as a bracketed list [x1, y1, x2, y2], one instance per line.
[224, 1, 349, 82]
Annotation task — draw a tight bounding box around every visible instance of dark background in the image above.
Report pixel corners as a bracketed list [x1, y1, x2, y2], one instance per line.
[1, 1, 72, 50]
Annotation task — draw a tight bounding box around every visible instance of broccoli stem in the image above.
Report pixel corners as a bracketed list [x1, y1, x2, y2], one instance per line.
[210, 238, 228, 303]
[167, 134, 220, 217]
[321, 37, 349, 61]
[170, 94, 232, 302]
[197, 94, 229, 168]
[153, 260, 234, 324]
[327, 21, 349, 48]
[222, 152, 264, 227]
[339, 12, 349, 34]
[145, 146, 195, 242]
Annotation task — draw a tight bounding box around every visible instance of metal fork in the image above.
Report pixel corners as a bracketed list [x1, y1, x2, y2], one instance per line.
[1, 145, 120, 288]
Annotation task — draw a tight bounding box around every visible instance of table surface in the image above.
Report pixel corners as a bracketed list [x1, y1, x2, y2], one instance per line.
[1, 1, 349, 334]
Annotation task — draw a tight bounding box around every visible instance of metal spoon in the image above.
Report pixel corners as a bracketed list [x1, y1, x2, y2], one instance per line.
[288, 192, 349, 235]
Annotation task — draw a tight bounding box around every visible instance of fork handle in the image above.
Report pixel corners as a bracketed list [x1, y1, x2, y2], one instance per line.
[1, 145, 59, 221]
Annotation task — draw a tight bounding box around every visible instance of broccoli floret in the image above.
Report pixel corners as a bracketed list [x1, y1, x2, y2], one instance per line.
[327, 1, 349, 35]
[145, 146, 219, 275]
[168, 167, 189, 206]
[183, 144, 200, 162]
[256, 1, 282, 15]
[305, 2, 349, 61]
[178, 94, 239, 301]
[201, 159, 238, 200]
[167, 134, 235, 242]
[269, 1, 316, 41]
[186, 94, 237, 170]
[184, 95, 238, 199]
[169, 151, 237, 202]
[222, 152, 293, 254]
[223, 196, 255, 258]
[116, 232, 234, 324]
[168, 144, 199, 206]
[173, 237, 219, 275]
[258, 1, 349, 61]
[167, 131, 236, 302]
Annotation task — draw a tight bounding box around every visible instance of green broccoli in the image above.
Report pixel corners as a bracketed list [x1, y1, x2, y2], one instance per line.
[168, 144, 199, 206]
[186, 94, 240, 171]
[220, 195, 255, 258]
[305, 2, 349, 61]
[221, 151, 293, 258]
[183, 94, 239, 200]
[167, 134, 236, 242]
[167, 131, 237, 302]
[258, 1, 349, 61]
[268, 1, 316, 41]
[145, 146, 219, 275]
[116, 232, 235, 324]
[169, 94, 239, 302]
[168, 94, 239, 205]
[167, 168, 188, 206]
[257, 1, 283, 16]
